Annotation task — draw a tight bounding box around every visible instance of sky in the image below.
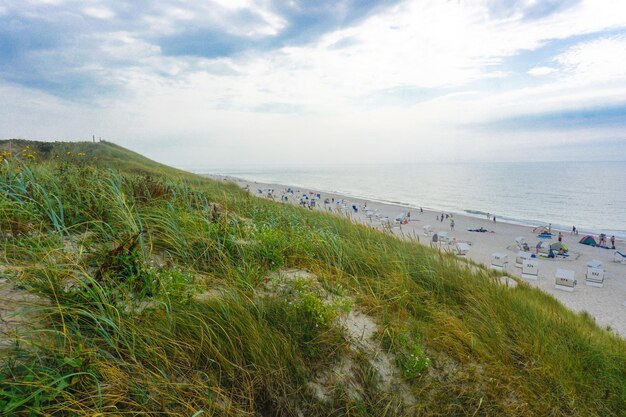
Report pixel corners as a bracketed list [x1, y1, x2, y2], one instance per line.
[1, 0, 626, 168]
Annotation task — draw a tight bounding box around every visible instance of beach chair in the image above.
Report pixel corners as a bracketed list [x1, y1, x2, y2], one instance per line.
[555, 269, 576, 292]
[586, 259, 603, 269]
[438, 231, 450, 244]
[423, 225, 433, 236]
[521, 259, 538, 280]
[455, 242, 470, 256]
[490, 253, 508, 271]
[585, 260, 604, 287]
[515, 251, 534, 268]
[614, 251, 626, 264]
[515, 236, 526, 250]
[394, 213, 407, 223]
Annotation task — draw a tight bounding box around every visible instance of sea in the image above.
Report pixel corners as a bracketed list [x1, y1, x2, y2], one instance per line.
[196, 161, 626, 239]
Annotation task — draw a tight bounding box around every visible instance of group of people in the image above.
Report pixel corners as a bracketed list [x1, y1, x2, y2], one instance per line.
[598, 233, 617, 249]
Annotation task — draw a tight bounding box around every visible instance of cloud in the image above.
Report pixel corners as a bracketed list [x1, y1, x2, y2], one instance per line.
[83, 6, 115, 20]
[556, 34, 626, 83]
[528, 66, 558, 76]
[1, 0, 626, 165]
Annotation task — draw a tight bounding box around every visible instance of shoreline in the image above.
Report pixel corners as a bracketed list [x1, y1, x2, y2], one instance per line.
[202, 172, 625, 239]
[206, 173, 626, 339]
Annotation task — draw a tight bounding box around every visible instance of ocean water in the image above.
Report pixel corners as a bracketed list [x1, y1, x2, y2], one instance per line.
[206, 161, 626, 239]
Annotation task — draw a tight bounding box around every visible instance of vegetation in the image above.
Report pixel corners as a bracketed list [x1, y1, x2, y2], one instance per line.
[1, 139, 624, 416]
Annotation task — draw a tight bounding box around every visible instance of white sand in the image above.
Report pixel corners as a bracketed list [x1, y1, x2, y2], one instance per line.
[209, 175, 626, 339]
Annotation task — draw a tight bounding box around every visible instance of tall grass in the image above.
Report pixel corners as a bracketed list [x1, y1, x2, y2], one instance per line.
[0, 140, 625, 416]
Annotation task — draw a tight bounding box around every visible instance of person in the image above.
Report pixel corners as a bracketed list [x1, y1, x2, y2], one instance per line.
[572, 225, 576, 235]
[558, 247, 564, 256]
[440, 214, 444, 223]
[450, 220, 455, 230]
[493, 216, 496, 223]
[610, 235, 616, 249]
[436, 215, 439, 221]
[420, 207, 423, 214]
[548, 249, 555, 258]
[407, 210, 411, 219]
[558, 232, 563, 242]
[548, 223, 552, 234]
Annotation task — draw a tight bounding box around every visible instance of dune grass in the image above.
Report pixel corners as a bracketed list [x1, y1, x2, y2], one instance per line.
[0, 140, 625, 416]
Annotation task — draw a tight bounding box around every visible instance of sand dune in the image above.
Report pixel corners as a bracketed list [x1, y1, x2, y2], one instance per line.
[209, 175, 626, 339]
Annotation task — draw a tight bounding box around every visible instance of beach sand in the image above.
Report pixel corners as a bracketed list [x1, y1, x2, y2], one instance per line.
[208, 175, 626, 339]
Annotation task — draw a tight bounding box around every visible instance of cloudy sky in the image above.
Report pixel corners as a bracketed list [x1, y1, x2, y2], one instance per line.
[1, 0, 626, 168]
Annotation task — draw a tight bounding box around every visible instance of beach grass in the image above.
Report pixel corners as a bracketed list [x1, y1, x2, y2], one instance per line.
[1, 140, 625, 416]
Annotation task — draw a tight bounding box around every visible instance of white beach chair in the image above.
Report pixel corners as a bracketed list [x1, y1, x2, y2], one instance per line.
[490, 253, 508, 271]
[585, 260, 605, 287]
[586, 259, 603, 269]
[438, 231, 450, 244]
[521, 259, 539, 280]
[555, 268, 576, 292]
[515, 251, 534, 268]
[423, 225, 433, 236]
[455, 242, 470, 256]
[515, 236, 526, 250]
[395, 213, 407, 223]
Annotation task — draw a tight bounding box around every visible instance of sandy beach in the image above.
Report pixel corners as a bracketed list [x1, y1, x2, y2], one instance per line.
[208, 174, 626, 339]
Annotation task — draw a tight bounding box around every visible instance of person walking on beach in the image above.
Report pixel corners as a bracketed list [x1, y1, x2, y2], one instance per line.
[493, 216, 496, 223]
[610, 235, 616, 249]
[441, 214, 444, 223]
[450, 219, 455, 230]
[572, 226, 576, 235]
[558, 232, 563, 242]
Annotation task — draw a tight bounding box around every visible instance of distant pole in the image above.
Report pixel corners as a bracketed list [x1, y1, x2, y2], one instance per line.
[93, 135, 95, 143]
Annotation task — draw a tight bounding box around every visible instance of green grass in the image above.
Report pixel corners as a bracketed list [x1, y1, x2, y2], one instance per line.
[0, 139, 625, 416]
